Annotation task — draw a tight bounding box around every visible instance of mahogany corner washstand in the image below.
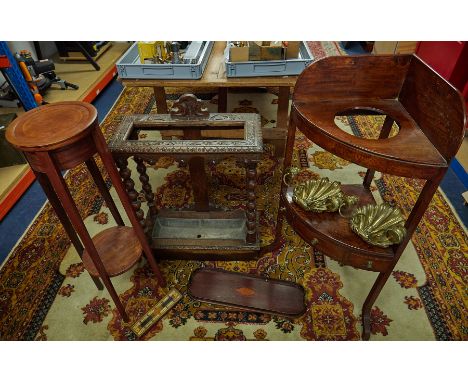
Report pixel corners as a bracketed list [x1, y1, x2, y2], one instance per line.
[5, 101, 165, 322]
[109, 95, 264, 260]
[276, 55, 466, 340]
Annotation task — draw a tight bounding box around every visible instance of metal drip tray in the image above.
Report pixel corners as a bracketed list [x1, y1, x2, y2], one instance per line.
[149, 209, 260, 255]
[152, 213, 247, 241]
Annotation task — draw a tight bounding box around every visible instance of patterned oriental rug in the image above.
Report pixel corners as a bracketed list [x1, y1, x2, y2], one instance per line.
[1, 42, 467, 341]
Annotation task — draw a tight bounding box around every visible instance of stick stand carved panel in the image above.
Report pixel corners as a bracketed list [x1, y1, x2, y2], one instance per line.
[109, 94, 264, 260]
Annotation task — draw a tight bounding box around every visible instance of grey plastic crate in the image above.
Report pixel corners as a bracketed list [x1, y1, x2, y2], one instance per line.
[225, 42, 314, 77]
[116, 41, 214, 79]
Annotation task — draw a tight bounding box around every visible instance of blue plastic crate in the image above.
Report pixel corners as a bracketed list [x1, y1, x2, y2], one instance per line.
[225, 41, 314, 78]
[116, 41, 213, 80]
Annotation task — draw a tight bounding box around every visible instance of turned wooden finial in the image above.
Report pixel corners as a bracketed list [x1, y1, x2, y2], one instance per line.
[170, 94, 209, 119]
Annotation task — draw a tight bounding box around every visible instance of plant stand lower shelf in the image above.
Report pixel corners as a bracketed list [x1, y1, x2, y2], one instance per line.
[188, 268, 306, 317]
[82, 226, 143, 277]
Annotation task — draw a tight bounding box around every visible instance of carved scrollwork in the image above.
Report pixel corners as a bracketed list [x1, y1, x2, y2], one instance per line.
[170, 94, 209, 119]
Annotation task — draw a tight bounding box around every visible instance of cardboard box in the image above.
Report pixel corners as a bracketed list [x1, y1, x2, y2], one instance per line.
[372, 41, 418, 55]
[261, 45, 284, 60]
[230, 46, 249, 62]
[285, 41, 300, 59]
[248, 41, 285, 61]
[249, 42, 262, 61]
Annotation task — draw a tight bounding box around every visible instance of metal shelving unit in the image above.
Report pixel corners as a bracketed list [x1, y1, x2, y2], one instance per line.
[0, 41, 38, 111]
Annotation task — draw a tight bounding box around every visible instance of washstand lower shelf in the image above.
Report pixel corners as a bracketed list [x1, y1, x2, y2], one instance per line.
[282, 184, 395, 272]
[188, 268, 306, 317]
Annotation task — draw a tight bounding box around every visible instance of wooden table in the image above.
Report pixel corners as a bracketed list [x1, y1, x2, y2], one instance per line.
[119, 41, 298, 131]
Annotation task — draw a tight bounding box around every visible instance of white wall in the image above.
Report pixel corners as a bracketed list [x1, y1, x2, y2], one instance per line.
[7, 41, 38, 60]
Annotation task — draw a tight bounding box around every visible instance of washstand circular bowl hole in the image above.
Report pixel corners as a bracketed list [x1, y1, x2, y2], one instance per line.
[334, 108, 400, 139]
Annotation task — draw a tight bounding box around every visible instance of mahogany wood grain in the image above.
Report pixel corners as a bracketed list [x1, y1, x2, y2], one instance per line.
[292, 98, 447, 179]
[85, 157, 124, 226]
[34, 170, 104, 290]
[279, 54, 467, 340]
[91, 126, 166, 287]
[363, 115, 394, 188]
[82, 226, 142, 277]
[188, 268, 306, 317]
[293, 55, 411, 101]
[39, 150, 130, 322]
[6, 101, 97, 152]
[5, 101, 167, 323]
[282, 185, 393, 264]
[50, 134, 98, 170]
[399, 57, 466, 161]
[23, 137, 96, 173]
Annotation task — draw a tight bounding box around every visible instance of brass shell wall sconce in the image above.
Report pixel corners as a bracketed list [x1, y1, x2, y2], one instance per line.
[283, 168, 358, 215]
[350, 204, 406, 248]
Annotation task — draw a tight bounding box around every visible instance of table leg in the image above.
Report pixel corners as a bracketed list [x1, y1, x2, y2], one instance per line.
[361, 174, 443, 340]
[218, 87, 228, 112]
[189, 157, 210, 212]
[35, 170, 104, 291]
[39, 152, 129, 322]
[363, 116, 394, 188]
[277, 86, 291, 129]
[261, 114, 297, 254]
[85, 158, 125, 226]
[153, 87, 168, 114]
[93, 129, 166, 287]
[362, 270, 392, 341]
